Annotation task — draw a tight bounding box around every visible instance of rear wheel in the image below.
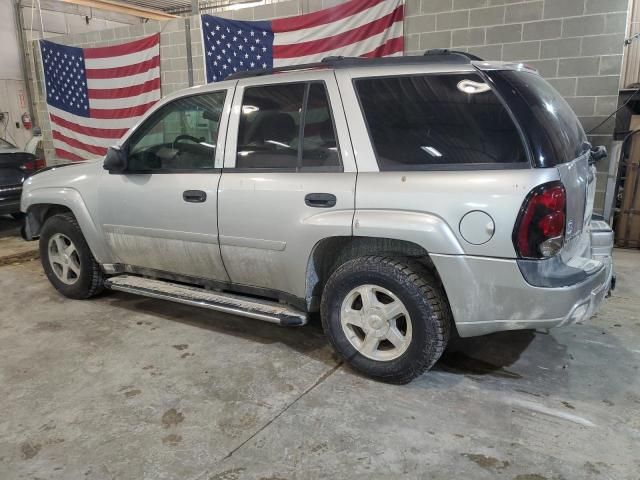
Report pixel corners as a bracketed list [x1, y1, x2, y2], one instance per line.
[321, 256, 451, 384]
[39, 213, 104, 299]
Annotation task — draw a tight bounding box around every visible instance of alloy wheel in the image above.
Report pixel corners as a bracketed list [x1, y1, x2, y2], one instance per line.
[48, 233, 81, 285]
[340, 284, 412, 361]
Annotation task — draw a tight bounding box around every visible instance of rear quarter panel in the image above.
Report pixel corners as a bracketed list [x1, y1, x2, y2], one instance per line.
[335, 66, 560, 257]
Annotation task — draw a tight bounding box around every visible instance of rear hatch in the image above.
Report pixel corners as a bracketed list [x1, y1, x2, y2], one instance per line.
[485, 69, 597, 267]
[0, 139, 38, 198]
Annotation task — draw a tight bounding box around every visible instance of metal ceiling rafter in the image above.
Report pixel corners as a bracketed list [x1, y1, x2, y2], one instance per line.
[58, 0, 178, 20]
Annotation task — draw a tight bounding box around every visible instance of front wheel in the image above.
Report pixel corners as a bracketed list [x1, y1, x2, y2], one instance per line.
[39, 213, 104, 299]
[321, 256, 451, 384]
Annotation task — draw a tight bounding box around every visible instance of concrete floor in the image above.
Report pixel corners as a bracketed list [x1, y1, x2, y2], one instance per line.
[0, 216, 38, 265]
[0, 231, 639, 479]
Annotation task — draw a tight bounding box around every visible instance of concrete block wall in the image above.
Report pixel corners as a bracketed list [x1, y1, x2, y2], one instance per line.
[404, 0, 631, 212]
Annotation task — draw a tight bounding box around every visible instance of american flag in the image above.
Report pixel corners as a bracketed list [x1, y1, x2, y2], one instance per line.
[202, 0, 404, 83]
[40, 34, 161, 161]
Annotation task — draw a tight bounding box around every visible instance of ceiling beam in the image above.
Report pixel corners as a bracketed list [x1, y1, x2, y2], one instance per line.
[59, 0, 178, 21]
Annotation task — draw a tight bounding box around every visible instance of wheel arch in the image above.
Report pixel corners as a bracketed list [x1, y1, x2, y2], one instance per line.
[23, 187, 110, 263]
[305, 236, 449, 313]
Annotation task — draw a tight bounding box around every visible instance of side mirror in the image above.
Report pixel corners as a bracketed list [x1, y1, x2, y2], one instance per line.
[103, 146, 127, 173]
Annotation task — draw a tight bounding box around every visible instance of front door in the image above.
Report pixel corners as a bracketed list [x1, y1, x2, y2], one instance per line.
[98, 88, 232, 281]
[217, 72, 356, 300]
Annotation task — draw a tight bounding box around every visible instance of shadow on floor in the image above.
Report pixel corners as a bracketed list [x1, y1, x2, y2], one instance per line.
[102, 289, 542, 378]
[102, 291, 336, 366]
[436, 330, 537, 379]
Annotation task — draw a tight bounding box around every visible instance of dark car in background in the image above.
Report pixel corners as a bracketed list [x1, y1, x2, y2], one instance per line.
[0, 137, 44, 218]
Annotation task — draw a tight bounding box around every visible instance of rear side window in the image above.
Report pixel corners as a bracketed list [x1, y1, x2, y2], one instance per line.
[488, 71, 588, 167]
[236, 82, 341, 170]
[355, 73, 528, 170]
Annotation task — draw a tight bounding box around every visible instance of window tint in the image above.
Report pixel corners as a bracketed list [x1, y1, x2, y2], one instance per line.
[355, 74, 527, 170]
[236, 82, 341, 170]
[127, 92, 226, 171]
[236, 83, 305, 169]
[301, 83, 340, 169]
[491, 71, 588, 167]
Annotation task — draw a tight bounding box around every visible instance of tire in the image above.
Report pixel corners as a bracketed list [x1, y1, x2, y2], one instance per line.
[39, 212, 104, 299]
[321, 256, 451, 384]
[11, 212, 25, 220]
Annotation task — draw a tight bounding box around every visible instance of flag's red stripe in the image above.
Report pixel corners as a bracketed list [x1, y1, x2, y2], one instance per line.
[55, 148, 85, 162]
[88, 78, 160, 100]
[84, 33, 159, 59]
[360, 36, 404, 58]
[89, 100, 157, 120]
[53, 130, 108, 156]
[273, 6, 403, 59]
[50, 114, 128, 139]
[272, 0, 385, 33]
[86, 55, 160, 79]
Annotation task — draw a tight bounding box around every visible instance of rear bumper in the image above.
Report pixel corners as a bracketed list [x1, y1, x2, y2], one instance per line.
[431, 222, 614, 337]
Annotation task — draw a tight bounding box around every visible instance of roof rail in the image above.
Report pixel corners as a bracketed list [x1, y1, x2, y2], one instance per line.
[423, 49, 484, 61]
[226, 50, 483, 81]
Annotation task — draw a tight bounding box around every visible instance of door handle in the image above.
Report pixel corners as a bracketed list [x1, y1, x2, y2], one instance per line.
[305, 193, 336, 208]
[183, 190, 207, 203]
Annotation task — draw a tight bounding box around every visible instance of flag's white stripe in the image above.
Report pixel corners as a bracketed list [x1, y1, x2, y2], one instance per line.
[89, 89, 160, 109]
[273, 24, 403, 67]
[51, 123, 121, 149]
[48, 105, 144, 129]
[53, 138, 105, 159]
[86, 66, 160, 90]
[85, 45, 159, 70]
[273, 0, 399, 46]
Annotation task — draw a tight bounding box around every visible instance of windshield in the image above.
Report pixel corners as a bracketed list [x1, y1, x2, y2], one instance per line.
[488, 70, 588, 167]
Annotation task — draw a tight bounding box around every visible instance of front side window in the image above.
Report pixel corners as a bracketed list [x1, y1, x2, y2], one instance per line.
[127, 92, 226, 171]
[236, 82, 341, 170]
[355, 73, 528, 170]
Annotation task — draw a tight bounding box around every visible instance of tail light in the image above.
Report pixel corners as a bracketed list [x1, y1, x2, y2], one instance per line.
[513, 182, 566, 259]
[20, 158, 46, 172]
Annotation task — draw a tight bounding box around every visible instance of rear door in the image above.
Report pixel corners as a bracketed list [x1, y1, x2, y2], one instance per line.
[217, 71, 356, 300]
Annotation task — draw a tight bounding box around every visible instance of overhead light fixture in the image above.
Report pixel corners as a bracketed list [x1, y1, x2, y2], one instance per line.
[457, 79, 491, 94]
[229, 0, 265, 10]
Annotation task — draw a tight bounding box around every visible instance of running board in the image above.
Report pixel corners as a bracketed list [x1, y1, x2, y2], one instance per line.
[105, 275, 307, 326]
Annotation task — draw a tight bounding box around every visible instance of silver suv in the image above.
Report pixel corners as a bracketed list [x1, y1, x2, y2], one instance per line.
[21, 51, 615, 383]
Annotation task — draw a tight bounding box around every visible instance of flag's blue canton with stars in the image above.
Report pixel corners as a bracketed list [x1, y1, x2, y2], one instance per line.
[40, 40, 89, 117]
[202, 15, 274, 83]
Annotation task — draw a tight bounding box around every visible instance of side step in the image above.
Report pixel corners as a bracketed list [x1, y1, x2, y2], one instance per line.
[105, 274, 307, 326]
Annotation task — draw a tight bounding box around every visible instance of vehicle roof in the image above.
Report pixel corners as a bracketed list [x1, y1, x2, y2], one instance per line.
[172, 50, 535, 98]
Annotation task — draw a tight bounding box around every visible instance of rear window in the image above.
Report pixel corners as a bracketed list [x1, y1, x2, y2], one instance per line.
[354, 73, 528, 170]
[488, 71, 588, 167]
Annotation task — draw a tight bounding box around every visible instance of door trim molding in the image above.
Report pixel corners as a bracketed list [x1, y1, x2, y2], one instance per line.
[103, 224, 219, 244]
[218, 234, 286, 251]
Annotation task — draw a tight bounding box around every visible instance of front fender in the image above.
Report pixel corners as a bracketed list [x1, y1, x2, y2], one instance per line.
[22, 187, 111, 263]
[353, 209, 464, 255]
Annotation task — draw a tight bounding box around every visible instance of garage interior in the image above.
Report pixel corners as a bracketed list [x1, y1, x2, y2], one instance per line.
[1, 0, 640, 479]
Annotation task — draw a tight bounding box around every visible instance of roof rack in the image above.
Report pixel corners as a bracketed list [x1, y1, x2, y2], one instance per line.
[225, 49, 483, 80]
